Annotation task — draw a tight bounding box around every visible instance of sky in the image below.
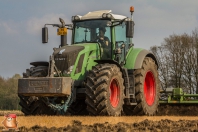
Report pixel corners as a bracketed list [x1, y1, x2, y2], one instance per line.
[0, 0, 198, 78]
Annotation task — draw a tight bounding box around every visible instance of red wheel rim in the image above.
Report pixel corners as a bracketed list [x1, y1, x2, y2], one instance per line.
[144, 71, 155, 106]
[109, 78, 120, 108]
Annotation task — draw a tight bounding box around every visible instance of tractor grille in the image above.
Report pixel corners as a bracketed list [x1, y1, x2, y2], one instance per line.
[53, 46, 84, 73]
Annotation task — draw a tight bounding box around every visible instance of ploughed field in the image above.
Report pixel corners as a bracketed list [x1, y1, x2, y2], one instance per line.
[1, 108, 198, 131]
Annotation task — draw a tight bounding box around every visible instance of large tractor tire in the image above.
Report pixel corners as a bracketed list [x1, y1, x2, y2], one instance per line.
[133, 57, 160, 116]
[85, 63, 124, 116]
[67, 99, 88, 115]
[19, 66, 57, 115]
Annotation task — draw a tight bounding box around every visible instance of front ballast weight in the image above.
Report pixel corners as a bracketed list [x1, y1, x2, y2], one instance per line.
[160, 88, 198, 104]
[18, 55, 72, 97]
[18, 55, 74, 114]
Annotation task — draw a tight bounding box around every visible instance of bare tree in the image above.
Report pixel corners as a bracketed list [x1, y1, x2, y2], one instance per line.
[150, 45, 170, 89]
[192, 28, 198, 94]
[151, 30, 198, 94]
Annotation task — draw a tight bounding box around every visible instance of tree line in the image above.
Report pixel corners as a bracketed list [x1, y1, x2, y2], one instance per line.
[0, 74, 21, 110]
[151, 28, 198, 94]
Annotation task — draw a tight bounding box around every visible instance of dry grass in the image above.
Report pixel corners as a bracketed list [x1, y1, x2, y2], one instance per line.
[1, 115, 198, 128]
[0, 110, 24, 116]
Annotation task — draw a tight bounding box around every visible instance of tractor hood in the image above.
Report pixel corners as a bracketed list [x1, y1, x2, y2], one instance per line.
[52, 43, 100, 80]
[53, 45, 84, 74]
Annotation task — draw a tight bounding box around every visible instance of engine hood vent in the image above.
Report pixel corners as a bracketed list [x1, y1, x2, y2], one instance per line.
[53, 46, 84, 73]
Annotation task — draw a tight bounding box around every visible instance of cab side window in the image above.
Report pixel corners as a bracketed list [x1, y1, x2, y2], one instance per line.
[115, 23, 128, 62]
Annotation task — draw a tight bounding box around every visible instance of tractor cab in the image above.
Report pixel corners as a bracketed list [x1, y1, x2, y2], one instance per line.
[71, 10, 134, 62]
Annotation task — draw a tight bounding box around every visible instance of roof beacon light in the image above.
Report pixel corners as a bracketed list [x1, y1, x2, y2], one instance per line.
[130, 6, 134, 20]
[130, 6, 134, 13]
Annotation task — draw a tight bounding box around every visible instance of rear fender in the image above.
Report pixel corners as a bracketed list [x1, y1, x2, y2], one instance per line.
[94, 60, 122, 70]
[125, 48, 158, 69]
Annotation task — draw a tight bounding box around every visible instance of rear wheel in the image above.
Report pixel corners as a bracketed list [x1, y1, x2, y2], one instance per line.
[133, 57, 159, 115]
[85, 63, 124, 116]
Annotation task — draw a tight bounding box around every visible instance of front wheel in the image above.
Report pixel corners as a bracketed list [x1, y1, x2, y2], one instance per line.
[19, 66, 57, 115]
[85, 63, 124, 116]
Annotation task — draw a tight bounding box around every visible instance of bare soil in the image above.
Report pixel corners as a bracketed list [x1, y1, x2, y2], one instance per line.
[1, 116, 198, 132]
[1, 119, 198, 132]
[1, 106, 198, 132]
[157, 104, 198, 116]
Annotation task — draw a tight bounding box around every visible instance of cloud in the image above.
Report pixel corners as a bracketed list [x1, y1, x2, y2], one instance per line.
[26, 13, 69, 35]
[0, 21, 18, 34]
[138, 8, 196, 31]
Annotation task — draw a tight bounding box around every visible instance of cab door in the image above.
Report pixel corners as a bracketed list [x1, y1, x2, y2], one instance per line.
[114, 22, 130, 65]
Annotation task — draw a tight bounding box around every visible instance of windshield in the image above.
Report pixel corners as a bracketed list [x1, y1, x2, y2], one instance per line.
[73, 20, 111, 44]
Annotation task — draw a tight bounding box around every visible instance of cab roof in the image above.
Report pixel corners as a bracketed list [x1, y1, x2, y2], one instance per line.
[77, 10, 127, 20]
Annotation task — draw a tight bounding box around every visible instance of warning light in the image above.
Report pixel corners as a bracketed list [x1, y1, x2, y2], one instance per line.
[130, 6, 134, 12]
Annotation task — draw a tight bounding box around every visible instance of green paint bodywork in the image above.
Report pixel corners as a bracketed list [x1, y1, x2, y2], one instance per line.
[69, 43, 100, 80]
[67, 42, 147, 81]
[124, 48, 144, 69]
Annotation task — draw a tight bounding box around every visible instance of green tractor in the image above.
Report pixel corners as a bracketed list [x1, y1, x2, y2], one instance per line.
[18, 6, 160, 116]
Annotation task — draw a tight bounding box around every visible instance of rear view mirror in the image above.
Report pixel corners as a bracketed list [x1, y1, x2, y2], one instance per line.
[42, 27, 48, 43]
[126, 20, 134, 38]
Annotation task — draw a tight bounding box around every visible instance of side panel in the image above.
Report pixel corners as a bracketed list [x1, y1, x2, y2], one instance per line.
[125, 48, 158, 69]
[70, 43, 100, 80]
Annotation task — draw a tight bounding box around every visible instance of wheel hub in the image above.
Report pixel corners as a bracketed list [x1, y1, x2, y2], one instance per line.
[144, 71, 156, 106]
[109, 78, 120, 108]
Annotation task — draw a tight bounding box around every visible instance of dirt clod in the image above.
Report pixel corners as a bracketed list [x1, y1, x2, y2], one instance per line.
[157, 104, 198, 116]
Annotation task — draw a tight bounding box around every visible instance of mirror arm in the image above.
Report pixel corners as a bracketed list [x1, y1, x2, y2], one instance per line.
[45, 24, 62, 28]
[111, 17, 128, 27]
[45, 24, 73, 28]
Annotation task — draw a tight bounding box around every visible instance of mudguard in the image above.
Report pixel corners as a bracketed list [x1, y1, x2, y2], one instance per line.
[30, 61, 49, 67]
[125, 48, 158, 69]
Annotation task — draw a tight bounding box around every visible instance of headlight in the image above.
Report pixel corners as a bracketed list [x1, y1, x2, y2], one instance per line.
[102, 13, 112, 19]
[75, 16, 80, 20]
[72, 15, 81, 21]
[53, 70, 61, 76]
[102, 13, 107, 18]
[106, 14, 112, 18]
[63, 65, 74, 74]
